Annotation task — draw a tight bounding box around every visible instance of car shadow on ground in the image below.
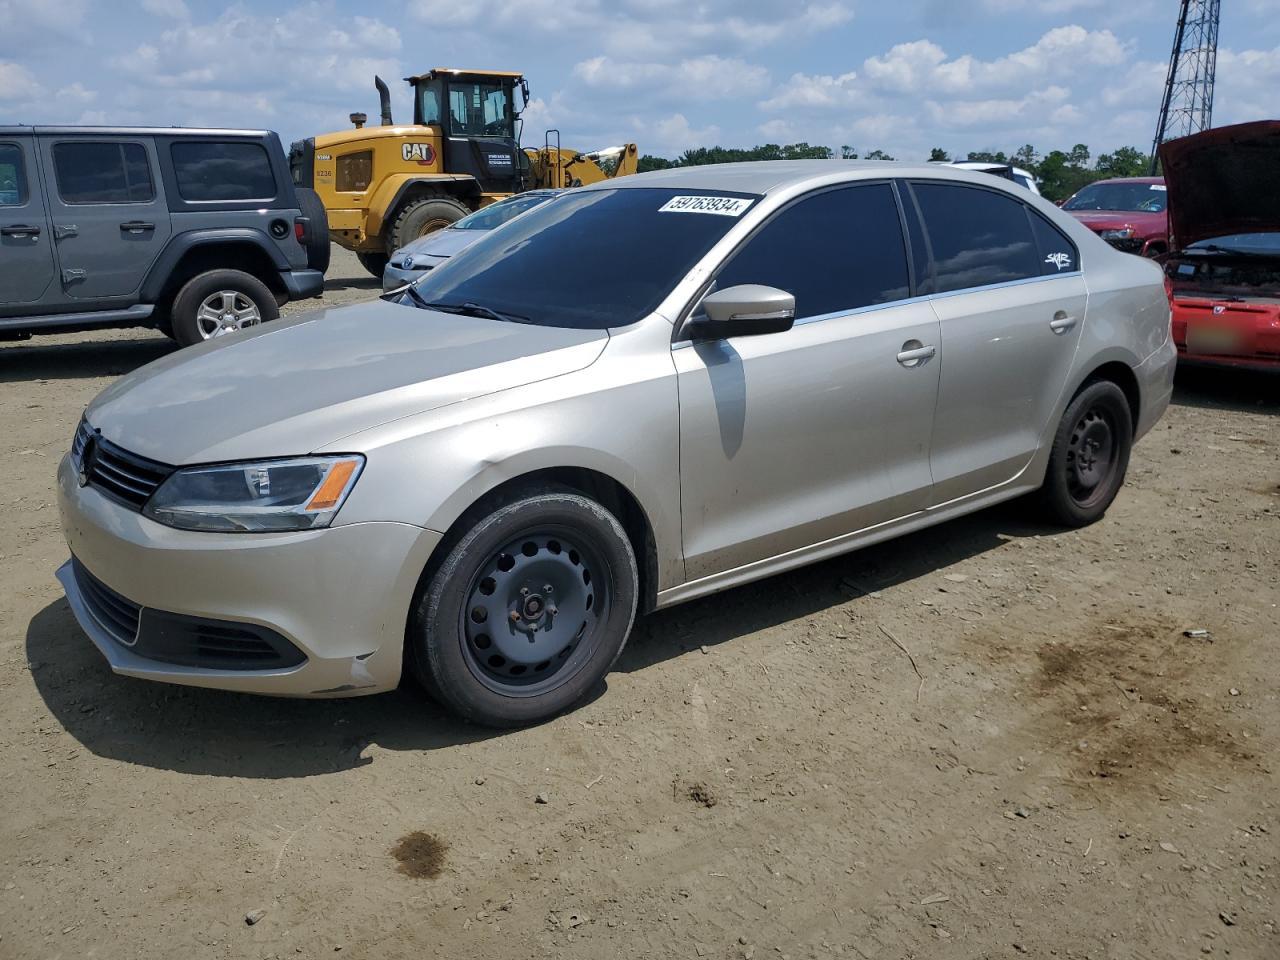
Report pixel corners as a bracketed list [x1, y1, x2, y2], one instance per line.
[1172, 363, 1280, 414]
[323, 274, 381, 292]
[28, 500, 1056, 779]
[0, 335, 174, 383]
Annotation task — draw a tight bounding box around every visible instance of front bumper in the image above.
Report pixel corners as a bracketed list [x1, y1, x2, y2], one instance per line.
[55, 454, 441, 697]
[381, 263, 429, 292]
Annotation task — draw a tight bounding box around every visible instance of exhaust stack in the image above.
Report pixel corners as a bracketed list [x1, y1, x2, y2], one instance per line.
[375, 76, 393, 126]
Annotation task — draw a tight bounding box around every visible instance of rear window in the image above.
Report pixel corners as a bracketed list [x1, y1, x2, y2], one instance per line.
[405, 188, 759, 329]
[171, 141, 276, 201]
[0, 143, 25, 206]
[53, 141, 154, 204]
[911, 182, 1042, 293]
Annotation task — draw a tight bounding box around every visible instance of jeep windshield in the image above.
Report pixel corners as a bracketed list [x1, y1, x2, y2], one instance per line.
[1064, 182, 1167, 213]
[398, 188, 759, 330]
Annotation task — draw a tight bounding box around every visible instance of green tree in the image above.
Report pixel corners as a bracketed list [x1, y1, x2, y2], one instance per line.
[1095, 146, 1150, 178]
[840, 145, 858, 159]
[637, 155, 676, 173]
[1012, 144, 1040, 172]
[864, 149, 896, 161]
[928, 147, 951, 162]
[966, 150, 1009, 164]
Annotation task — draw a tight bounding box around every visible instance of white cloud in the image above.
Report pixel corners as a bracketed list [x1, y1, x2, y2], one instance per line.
[759, 70, 861, 111]
[0, 0, 90, 54]
[642, 113, 721, 152]
[0, 60, 41, 101]
[140, 0, 190, 18]
[574, 55, 768, 100]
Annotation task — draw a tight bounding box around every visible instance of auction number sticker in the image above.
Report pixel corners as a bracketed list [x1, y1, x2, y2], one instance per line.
[659, 195, 753, 216]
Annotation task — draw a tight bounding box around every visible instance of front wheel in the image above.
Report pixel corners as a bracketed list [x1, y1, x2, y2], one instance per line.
[356, 251, 388, 278]
[408, 489, 639, 727]
[1038, 379, 1133, 527]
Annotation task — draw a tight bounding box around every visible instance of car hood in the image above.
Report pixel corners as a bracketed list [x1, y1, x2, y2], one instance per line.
[1068, 210, 1167, 236]
[397, 227, 485, 259]
[86, 299, 608, 464]
[1159, 120, 1280, 250]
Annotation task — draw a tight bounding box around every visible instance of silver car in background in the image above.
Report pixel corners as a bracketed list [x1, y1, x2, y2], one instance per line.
[57, 161, 1175, 727]
[382, 189, 562, 291]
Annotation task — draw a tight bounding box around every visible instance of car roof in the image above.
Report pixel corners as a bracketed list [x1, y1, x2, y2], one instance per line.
[0, 125, 274, 138]
[589, 159, 1008, 196]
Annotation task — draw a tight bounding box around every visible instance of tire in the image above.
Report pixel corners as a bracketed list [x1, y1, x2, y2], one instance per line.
[295, 187, 331, 274]
[408, 489, 639, 728]
[1038, 379, 1133, 527]
[387, 196, 469, 253]
[356, 251, 388, 278]
[168, 269, 280, 348]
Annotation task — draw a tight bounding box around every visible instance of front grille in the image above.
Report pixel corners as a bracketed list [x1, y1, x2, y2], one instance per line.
[73, 419, 173, 511]
[72, 557, 141, 646]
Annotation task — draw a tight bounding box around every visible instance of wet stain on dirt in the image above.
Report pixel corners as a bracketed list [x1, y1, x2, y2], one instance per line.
[685, 782, 718, 808]
[391, 831, 449, 879]
[1033, 619, 1255, 786]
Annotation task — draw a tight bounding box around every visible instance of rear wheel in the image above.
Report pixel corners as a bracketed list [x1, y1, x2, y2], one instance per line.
[408, 489, 638, 728]
[1038, 380, 1133, 527]
[387, 196, 469, 253]
[356, 251, 388, 278]
[168, 269, 279, 348]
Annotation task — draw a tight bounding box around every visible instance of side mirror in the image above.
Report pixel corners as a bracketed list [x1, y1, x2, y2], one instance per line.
[686, 284, 796, 339]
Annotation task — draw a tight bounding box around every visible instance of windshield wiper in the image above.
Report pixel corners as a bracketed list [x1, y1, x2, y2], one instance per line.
[1191, 244, 1276, 258]
[416, 299, 530, 324]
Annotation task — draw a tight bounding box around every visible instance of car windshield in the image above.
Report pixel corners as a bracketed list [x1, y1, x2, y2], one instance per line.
[452, 193, 555, 232]
[1063, 182, 1167, 213]
[1186, 232, 1280, 255]
[402, 188, 759, 330]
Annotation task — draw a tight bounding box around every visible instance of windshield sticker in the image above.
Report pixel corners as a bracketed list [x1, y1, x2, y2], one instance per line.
[1150, 184, 1167, 191]
[659, 196, 753, 217]
[1044, 252, 1072, 271]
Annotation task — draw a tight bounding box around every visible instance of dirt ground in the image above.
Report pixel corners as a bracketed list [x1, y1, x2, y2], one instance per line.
[1, 248, 1277, 959]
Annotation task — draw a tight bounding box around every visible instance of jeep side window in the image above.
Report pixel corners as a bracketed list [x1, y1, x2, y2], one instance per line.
[0, 143, 25, 206]
[53, 142, 154, 204]
[170, 142, 276, 202]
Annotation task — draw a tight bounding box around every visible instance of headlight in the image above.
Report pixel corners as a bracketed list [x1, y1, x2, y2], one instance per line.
[1100, 227, 1135, 240]
[143, 455, 364, 533]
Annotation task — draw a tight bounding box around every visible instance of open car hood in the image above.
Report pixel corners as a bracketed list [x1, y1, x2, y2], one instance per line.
[1160, 120, 1280, 250]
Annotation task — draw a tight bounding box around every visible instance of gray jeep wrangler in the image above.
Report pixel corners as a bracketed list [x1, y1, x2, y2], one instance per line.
[0, 126, 329, 347]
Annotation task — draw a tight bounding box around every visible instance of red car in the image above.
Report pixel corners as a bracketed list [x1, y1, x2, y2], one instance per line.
[1062, 176, 1169, 256]
[1161, 120, 1280, 371]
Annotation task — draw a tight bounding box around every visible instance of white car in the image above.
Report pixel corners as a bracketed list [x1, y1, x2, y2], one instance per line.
[949, 161, 1041, 195]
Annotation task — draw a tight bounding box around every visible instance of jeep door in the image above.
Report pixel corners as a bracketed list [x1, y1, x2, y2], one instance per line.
[674, 181, 941, 580]
[904, 181, 1087, 503]
[39, 136, 172, 301]
[0, 136, 56, 308]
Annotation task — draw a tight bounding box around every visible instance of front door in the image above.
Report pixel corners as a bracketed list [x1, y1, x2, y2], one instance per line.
[0, 136, 56, 308]
[675, 182, 940, 581]
[905, 181, 1087, 503]
[39, 137, 172, 301]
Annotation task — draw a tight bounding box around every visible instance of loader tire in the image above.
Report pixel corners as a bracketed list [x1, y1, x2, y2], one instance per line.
[388, 196, 469, 253]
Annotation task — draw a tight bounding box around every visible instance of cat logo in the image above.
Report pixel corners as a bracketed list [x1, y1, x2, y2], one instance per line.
[402, 142, 435, 165]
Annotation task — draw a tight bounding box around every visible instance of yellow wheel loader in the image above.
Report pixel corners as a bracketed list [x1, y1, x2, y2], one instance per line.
[289, 69, 639, 276]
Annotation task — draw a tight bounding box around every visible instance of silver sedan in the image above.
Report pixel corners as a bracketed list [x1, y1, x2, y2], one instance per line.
[57, 161, 1175, 726]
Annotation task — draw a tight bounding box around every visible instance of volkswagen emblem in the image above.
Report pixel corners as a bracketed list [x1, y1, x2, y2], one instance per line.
[78, 434, 98, 487]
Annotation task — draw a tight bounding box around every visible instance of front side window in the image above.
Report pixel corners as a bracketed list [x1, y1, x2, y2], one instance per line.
[404, 188, 759, 329]
[53, 141, 154, 204]
[715, 182, 911, 319]
[0, 143, 25, 206]
[335, 150, 373, 192]
[171, 141, 276, 201]
[1063, 181, 1167, 213]
[448, 82, 513, 138]
[911, 182, 1041, 293]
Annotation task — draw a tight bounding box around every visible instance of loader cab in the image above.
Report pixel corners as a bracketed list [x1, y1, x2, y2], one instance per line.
[410, 69, 529, 193]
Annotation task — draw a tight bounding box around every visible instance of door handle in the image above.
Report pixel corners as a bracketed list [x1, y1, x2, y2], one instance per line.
[896, 341, 936, 367]
[1049, 311, 1078, 334]
[120, 221, 155, 233]
[54, 224, 78, 240]
[1, 224, 40, 238]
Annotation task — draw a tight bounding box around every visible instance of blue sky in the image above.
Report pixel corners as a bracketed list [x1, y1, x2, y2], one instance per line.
[1, 0, 1276, 160]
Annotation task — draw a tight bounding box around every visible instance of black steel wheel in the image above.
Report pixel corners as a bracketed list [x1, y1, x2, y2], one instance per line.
[408, 488, 638, 727]
[1039, 379, 1133, 527]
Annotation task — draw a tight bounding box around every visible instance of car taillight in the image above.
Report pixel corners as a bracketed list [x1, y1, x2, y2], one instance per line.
[294, 218, 307, 243]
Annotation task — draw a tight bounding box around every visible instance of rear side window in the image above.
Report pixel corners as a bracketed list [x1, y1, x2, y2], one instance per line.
[171, 141, 276, 201]
[1028, 210, 1079, 275]
[335, 151, 373, 192]
[53, 142, 154, 204]
[911, 182, 1041, 293]
[715, 182, 911, 320]
[0, 143, 25, 206]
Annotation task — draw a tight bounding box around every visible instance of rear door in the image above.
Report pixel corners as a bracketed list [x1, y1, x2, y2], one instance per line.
[905, 180, 1086, 503]
[39, 136, 172, 300]
[0, 136, 56, 307]
[674, 181, 940, 580]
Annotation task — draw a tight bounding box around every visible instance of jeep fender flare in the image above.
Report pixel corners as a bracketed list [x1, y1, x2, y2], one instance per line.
[140, 229, 290, 303]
